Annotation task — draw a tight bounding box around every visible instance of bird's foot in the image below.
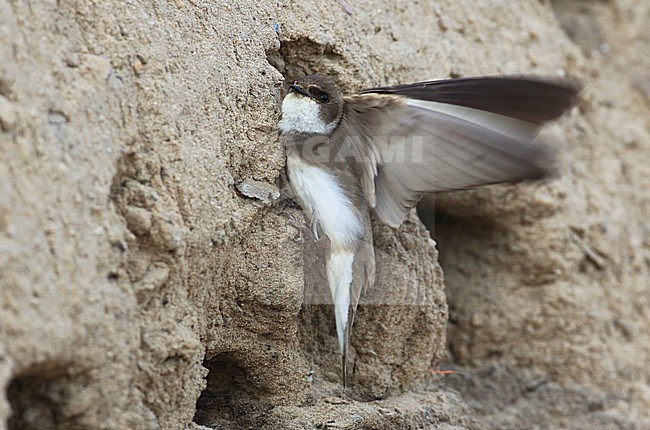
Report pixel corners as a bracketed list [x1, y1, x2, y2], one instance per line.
[282, 210, 320, 243]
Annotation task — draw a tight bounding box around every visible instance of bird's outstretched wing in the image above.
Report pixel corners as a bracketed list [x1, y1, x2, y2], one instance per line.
[344, 76, 580, 227]
[363, 76, 579, 124]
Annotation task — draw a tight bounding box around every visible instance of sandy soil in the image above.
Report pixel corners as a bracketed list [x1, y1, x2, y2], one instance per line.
[0, 0, 648, 429]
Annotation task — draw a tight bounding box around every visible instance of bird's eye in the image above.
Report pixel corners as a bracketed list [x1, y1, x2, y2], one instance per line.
[319, 93, 329, 103]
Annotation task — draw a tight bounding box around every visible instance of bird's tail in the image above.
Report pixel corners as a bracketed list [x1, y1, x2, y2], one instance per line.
[327, 227, 375, 388]
[327, 248, 355, 387]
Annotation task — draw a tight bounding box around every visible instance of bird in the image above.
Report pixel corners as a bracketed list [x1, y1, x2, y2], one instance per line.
[278, 73, 579, 387]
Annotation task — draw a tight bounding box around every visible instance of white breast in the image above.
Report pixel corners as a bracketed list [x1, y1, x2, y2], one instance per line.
[287, 156, 363, 248]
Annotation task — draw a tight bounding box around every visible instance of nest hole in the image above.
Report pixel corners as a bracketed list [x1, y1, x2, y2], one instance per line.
[7, 362, 86, 430]
[193, 353, 250, 428]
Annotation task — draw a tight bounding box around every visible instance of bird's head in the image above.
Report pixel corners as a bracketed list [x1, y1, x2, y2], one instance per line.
[279, 74, 343, 135]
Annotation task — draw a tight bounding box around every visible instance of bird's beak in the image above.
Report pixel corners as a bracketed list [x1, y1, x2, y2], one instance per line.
[289, 83, 309, 97]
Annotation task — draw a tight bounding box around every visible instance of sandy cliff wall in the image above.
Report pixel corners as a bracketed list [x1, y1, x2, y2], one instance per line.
[0, 0, 648, 429]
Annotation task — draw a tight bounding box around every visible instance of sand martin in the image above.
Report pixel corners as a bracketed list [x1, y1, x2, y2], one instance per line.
[279, 73, 579, 386]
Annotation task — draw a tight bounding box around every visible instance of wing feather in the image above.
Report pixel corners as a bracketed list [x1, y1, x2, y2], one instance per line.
[337, 94, 406, 209]
[342, 77, 578, 228]
[362, 76, 580, 125]
[373, 100, 557, 226]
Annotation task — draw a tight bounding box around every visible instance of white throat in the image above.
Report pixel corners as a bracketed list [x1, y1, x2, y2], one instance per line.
[279, 93, 337, 134]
